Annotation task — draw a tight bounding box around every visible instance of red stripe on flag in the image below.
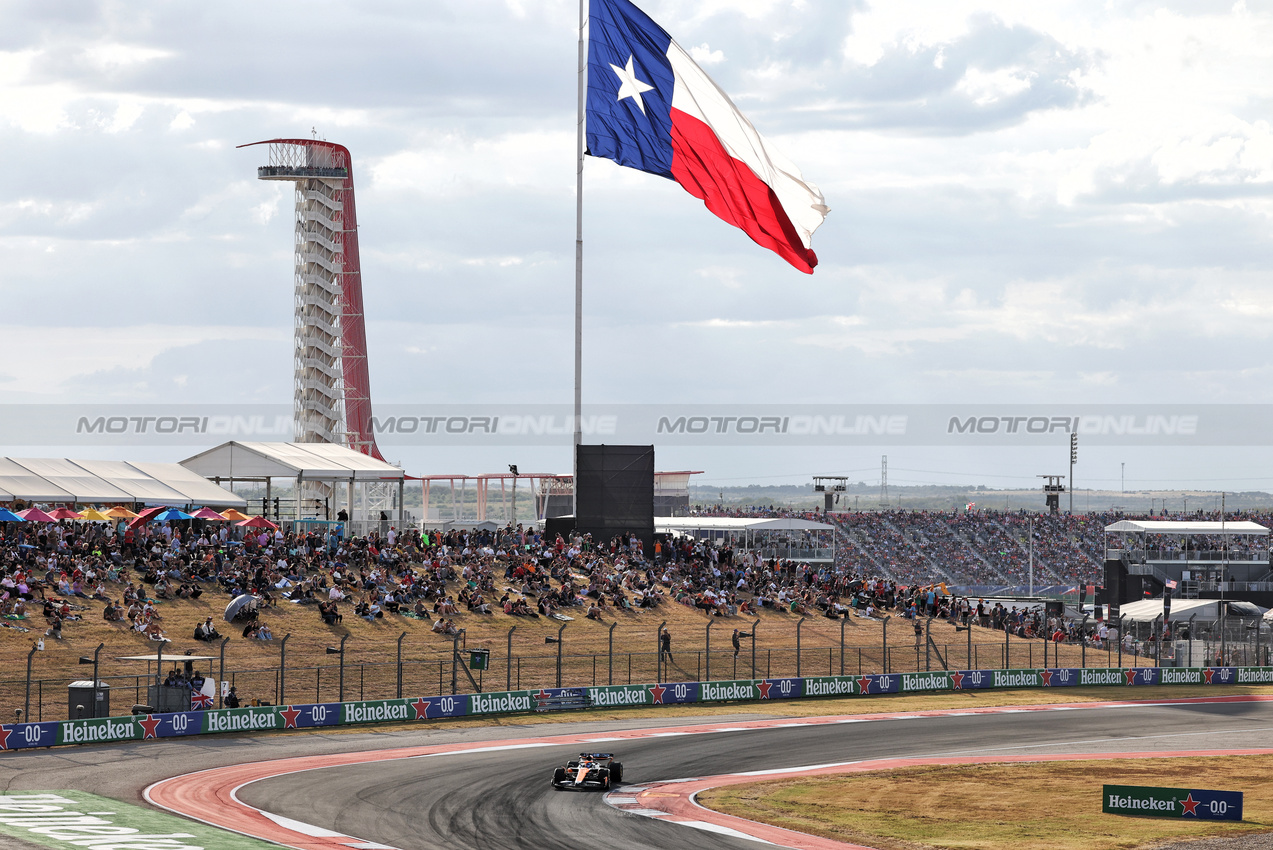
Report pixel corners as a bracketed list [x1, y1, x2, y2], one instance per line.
[668, 108, 817, 274]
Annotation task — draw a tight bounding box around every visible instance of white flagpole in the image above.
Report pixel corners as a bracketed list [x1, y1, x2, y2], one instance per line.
[573, 0, 587, 518]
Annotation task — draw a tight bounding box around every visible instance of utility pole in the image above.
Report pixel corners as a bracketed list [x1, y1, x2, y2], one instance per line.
[1028, 516, 1034, 596]
[879, 455, 889, 507]
[508, 464, 518, 525]
[1069, 433, 1077, 513]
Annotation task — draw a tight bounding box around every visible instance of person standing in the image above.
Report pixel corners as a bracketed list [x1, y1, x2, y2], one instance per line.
[659, 627, 673, 662]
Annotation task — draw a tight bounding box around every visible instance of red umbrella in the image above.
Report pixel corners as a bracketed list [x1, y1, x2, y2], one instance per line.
[237, 516, 279, 530]
[17, 508, 56, 522]
[128, 506, 168, 530]
[191, 507, 230, 520]
[48, 508, 83, 520]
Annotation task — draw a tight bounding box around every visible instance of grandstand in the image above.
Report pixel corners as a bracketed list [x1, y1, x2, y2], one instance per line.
[701, 508, 1273, 594]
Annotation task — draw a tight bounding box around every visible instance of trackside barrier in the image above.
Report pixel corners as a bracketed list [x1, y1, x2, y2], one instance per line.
[0, 666, 1260, 751]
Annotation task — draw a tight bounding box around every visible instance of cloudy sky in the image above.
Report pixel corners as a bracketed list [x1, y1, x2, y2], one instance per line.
[3, 0, 1273, 493]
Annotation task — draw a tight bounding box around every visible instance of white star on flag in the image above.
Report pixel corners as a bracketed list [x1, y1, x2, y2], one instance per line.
[610, 54, 654, 114]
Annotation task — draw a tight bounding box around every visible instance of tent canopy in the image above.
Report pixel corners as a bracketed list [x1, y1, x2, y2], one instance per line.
[1117, 597, 1265, 622]
[1105, 520, 1270, 536]
[655, 517, 833, 533]
[180, 441, 404, 482]
[0, 457, 245, 508]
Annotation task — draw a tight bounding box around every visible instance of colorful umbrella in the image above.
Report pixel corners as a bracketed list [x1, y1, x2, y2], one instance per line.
[103, 506, 138, 519]
[237, 516, 279, 530]
[151, 508, 194, 522]
[78, 508, 111, 522]
[0, 508, 25, 522]
[47, 508, 82, 520]
[17, 508, 56, 522]
[191, 507, 229, 520]
[219, 508, 252, 521]
[128, 506, 169, 530]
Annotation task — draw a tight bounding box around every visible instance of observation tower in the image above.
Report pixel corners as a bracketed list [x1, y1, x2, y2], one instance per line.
[239, 138, 382, 461]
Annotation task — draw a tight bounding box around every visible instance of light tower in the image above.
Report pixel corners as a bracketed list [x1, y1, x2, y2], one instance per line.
[239, 138, 382, 462]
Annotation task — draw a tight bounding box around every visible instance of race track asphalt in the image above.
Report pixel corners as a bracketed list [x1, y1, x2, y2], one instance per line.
[5, 698, 1273, 850]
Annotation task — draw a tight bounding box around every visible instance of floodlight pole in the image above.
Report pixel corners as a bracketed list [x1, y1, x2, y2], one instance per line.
[395, 631, 406, 699]
[571, 0, 586, 517]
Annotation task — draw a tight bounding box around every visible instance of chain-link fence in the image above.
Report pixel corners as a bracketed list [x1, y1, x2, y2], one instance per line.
[3, 627, 1169, 723]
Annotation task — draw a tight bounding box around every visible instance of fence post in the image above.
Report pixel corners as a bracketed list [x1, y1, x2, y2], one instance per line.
[840, 616, 846, 676]
[338, 634, 349, 702]
[881, 616, 890, 674]
[656, 620, 667, 682]
[25, 642, 37, 721]
[795, 617, 807, 677]
[705, 620, 715, 682]
[1181, 613, 1191, 666]
[219, 637, 230, 708]
[506, 625, 517, 691]
[451, 630, 463, 695]
[275, 634, 288, 705]
[396, 631, 406, 699]
[608, 622, 616, 685]
[554, 621, 567, 688]
[751, 619, 760, 680]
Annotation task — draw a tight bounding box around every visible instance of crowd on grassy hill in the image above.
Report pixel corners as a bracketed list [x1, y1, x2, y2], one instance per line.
[0, 506, 1266, 658]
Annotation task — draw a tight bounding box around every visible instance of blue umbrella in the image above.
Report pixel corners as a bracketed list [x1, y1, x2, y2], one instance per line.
[0, 508, 24, 522]
[150, 508, 194, 522]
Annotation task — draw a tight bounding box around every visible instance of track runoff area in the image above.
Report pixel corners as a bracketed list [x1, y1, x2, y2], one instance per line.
[0, 693, 1270, 850]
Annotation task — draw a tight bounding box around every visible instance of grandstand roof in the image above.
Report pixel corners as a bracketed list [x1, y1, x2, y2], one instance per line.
[0, 458, 245, 507]
[1105, 520, 1269, 536]
[180, 441, 405, 482]
[655, 517, 833, 533]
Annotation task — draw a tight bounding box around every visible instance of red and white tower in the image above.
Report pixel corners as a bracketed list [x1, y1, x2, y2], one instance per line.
[240, 138, 382, 460]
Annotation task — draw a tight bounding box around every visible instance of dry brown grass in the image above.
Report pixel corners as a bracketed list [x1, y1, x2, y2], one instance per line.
[0, 581, 1158, 721]
[700, 756, 1273, 850]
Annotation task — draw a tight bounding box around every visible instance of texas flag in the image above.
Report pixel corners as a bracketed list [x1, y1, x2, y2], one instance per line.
[586, 0, 829, 273]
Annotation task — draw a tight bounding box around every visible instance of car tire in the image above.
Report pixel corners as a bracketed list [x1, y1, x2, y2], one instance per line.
[611, 763, 623, 784]
[552, 767, 568, 788]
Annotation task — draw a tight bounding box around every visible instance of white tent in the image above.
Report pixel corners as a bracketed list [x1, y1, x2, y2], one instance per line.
[1118, 597, 1264, 623]
[0, 457, 245, 508]
[180, 441, 404, 482]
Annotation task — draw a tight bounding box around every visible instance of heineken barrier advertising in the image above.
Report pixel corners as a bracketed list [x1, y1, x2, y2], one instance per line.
[1104, 785, 1243, 821]
[1, 667, 1267, 751]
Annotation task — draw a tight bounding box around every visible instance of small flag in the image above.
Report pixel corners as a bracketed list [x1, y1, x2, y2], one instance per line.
[966, 502, 976, 511]
[1166, 579, 1178, 589]
[191, 690, 214, 710]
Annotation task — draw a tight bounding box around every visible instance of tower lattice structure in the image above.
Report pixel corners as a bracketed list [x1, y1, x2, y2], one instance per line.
[240, 138, 383, 462]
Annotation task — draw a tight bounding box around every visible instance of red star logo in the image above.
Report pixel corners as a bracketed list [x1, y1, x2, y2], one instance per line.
[757, 680, 773, 699]
[190, 691, 214, 710]
[1180, 794, 1200, 816]
[139, 714, 162, 739]
[649, 684, 667, 704]
[534, 689, 553, 703]
[1040, 669, 1053, 686]
[1124, 669, 1139, 685]
[1203, 668, 1215, 684]
[857, 675, 873, 694]
[951, 671, 965, 690]
[279, 706, 302, 729]
[0, 725, 11, 750]
[411, 698, 431, 720]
